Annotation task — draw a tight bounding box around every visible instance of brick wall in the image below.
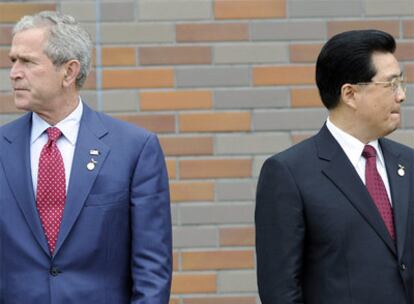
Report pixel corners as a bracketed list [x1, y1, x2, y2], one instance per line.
[0, 1, 413, 303]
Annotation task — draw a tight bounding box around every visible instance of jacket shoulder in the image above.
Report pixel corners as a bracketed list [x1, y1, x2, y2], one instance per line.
[267, 134, 318, 165]
[381, 137, 414, 153]
[94, 111, 154, 138]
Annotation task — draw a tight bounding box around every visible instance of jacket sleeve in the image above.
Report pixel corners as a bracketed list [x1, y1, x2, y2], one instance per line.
[130, 133, 172, 304]
[255, 156, 305, 304]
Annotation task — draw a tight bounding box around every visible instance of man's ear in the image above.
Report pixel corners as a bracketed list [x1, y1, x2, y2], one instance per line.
[340, 83, 358, 110]
[62, 59, 81, 88]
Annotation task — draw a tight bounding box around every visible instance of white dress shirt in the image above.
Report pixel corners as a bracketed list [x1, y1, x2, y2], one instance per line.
[31, 100, 83, 194]
[326, 117, 392, 204]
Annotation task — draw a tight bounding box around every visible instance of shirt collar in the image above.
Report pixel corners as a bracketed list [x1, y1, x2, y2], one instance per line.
[31, 98, 83, 146]
[326, 117, 385, 168]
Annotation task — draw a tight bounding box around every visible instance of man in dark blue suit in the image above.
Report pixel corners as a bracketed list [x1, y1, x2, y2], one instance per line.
[256, 30, 413, 304]
[0, 11, 172, 303]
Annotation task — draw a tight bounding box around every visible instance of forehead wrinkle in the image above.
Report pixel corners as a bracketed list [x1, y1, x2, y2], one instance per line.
[9, 29, 48, 60]
[9, 47, 42, 63]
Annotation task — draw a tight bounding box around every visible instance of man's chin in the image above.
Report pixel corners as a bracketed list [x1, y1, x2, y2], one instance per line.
[13, 99, 31, 112]
[383, 123, 400, 137]
[388, 115, 401, 128]
[392, 117, 401, 130]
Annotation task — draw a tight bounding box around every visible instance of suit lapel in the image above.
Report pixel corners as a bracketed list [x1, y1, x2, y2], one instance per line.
[1, 113, 50, 256]
[380, 139, 410, 259]
[53, 105, 109, 256]
[317, 125, 396, 255]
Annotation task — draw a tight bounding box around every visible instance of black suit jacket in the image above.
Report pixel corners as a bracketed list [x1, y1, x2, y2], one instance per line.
[255, 125, 413, 304]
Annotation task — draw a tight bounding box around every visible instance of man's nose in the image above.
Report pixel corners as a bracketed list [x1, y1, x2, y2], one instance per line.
[9, 61, 23, 81]
[396, 86, 406, 103]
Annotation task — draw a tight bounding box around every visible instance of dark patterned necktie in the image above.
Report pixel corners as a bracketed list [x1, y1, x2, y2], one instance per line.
[36, 127, 66, 254]
[362, 145, 395, 240]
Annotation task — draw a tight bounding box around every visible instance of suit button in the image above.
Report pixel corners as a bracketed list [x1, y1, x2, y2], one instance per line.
[50, 267, 61, 276]
[400, 263, 407, 271]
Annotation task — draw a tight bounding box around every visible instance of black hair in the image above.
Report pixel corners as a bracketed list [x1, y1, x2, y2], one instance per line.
[315, 29, 396, 109]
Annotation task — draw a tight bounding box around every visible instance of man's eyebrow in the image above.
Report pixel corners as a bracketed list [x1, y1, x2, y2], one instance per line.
[386, 71, 403, 81]
[8, 53, 37, 61]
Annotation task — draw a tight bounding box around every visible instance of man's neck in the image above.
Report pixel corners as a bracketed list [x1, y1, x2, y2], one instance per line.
[329, 111, 374, 144]
[37, 95, 80, 126]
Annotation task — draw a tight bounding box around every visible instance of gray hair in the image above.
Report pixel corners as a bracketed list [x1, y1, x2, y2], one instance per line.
[13, 11, 93, 89]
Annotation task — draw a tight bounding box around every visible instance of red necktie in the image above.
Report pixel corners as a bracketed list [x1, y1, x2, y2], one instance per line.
[362, 145, 395, 240]
[36, 127, 66, 254]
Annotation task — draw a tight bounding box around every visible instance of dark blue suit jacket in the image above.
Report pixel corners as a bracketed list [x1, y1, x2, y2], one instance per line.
[256, 125, 413, 304]
[0, 104, 172, 303]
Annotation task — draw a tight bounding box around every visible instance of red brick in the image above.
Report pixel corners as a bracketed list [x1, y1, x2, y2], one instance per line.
[220, 227, 255, 246]
[289, 44, 322, 63]
[395, 42, 414, 61]
[176, 23, 248, 42]
[102, 69, 174, 89]
[170, 298, 180, 304]
[0, 26, 12, 45]
[183, 296, 256, 304]
[140, 46, 211, 65]
[214, 0, 285, 19]
[403, 20, 414, 38]
[290, 88, 323, 108]
[179, 112, 251, 132]
[0, 93, 22, 114]
[0, 3, 56, 23]
[182, 250, 254, 270]
[180, 159, 251, 179]
[170, 182, 214, 202]
[253, 66, 315, 86]
[99, 47, 136, 67]
[159, 136, 213, 156]
[327, 20, 400, 38]
[114, 114, 175, 133]
[0, 47, 10, 68]
[406, 64, 414, 83]
[173, 252, 179, 271]
[166, 159, 177, 179]
[172, 274, 216, 294]
[83, 69, 96, 90]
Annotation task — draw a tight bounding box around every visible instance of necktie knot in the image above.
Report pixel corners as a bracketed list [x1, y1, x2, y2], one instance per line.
[362, 145, 377, 159]
[47, 127, 62, 142]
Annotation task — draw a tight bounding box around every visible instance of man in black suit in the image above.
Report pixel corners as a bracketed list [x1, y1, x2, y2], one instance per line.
[255, 30, 413, 304]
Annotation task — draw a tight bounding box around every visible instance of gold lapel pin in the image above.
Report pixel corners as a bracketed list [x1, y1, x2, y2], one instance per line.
[398, 164, 405, 177]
